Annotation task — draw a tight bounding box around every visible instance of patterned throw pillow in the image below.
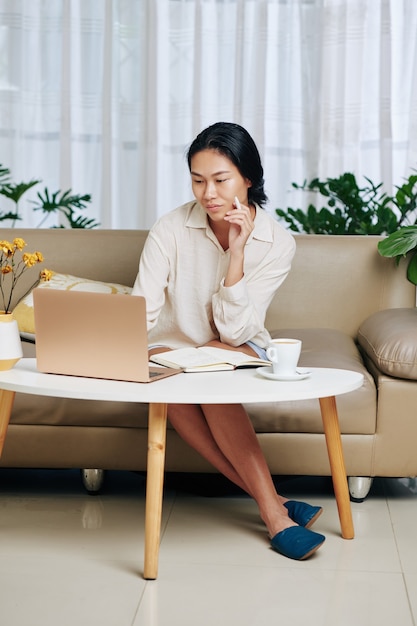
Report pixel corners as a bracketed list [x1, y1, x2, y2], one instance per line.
[13, 272, 132, 339]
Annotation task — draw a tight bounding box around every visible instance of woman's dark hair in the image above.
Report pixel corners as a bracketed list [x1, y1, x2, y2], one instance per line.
[187, 122, 268, 207]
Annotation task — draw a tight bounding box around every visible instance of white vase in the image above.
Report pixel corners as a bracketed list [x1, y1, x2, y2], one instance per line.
[0, 311, 23, 371]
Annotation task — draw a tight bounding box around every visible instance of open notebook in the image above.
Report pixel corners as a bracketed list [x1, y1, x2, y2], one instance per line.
[150, 346, 270, 372]
[32, 289, 181, 383]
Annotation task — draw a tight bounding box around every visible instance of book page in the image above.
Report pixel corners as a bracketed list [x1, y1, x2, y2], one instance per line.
[151, 347, 229, 369]
[200, 346, 269, 366]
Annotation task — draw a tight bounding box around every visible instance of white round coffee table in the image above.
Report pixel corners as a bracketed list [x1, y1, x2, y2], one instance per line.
[0, 359, 363, 579]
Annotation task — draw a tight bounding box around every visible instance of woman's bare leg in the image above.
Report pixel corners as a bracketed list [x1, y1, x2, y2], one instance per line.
[168, 403, 251, 494]
[168, 402, 294, 538]
[201, 403, 295, 537]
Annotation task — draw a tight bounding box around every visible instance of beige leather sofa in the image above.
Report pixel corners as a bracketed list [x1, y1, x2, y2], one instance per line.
[1, 228, 416, 501]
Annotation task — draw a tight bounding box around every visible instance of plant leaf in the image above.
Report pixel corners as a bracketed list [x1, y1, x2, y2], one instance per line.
[31, 188, 92, 213]
[0, 211, 21, 222]
[0, 180, 40, 203]
[377, 226, 417, 257]
[66, 215, 100, 229]
[0, 164, 11, 185]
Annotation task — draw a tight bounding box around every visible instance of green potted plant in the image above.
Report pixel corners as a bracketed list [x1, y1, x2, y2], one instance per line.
[0, 163, 99, 229]
[376, 173, 417, 284]
[276, 171, 417, 236]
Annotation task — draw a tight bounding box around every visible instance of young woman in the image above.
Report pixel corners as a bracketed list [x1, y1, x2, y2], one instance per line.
[132, 122, 325, 560]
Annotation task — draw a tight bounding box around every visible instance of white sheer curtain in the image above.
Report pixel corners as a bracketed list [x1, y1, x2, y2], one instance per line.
[0, 0, 416, 229]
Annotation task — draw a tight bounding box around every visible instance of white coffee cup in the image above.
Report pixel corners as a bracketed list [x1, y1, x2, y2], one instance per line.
[266, 338, 302, 376]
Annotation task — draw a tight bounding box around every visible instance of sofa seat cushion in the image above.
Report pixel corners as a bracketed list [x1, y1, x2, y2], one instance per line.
[10, 394, 150, 429]
[357, 308, 417, 380]
[245, 328, 376, 435]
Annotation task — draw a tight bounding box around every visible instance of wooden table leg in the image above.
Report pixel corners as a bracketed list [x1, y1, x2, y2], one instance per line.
[319, 395, 354, 540]
[144, 402, 168, 580]
[0, 389, 15, 457]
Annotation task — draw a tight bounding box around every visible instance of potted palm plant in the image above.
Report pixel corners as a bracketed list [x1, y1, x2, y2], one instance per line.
[0, 163, 98, 229]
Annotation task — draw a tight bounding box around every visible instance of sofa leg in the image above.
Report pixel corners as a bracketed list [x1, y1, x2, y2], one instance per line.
[348, 476, 373, 502]
[81, 469, 105, 494]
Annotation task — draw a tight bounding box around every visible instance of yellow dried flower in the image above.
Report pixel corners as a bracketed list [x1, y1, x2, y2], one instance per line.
[0, 237, 46, 314]
[13, 238, 26, 251]
[22, 253, 38, 268]
[40, 269, 53, 281]
[0, 240, 13, 256]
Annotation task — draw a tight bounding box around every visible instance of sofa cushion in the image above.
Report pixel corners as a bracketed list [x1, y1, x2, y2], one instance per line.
[245, 328, 376, 435]
[358, 308, 417, 380]
[13, 272, 132, 339]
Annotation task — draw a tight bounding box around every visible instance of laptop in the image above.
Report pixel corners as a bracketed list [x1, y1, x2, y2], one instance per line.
[33, 289, 181, 383]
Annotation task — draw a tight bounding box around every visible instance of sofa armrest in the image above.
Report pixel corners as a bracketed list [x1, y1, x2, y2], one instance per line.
[357, 308, 417, 380]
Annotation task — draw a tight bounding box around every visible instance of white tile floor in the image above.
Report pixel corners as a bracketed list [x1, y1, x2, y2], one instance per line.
[0, 469, 416, 626]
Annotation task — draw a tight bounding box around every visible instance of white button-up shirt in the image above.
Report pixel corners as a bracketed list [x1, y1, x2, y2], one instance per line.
[132, 201, 296, 349]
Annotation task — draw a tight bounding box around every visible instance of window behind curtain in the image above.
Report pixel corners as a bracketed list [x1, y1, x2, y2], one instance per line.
[0, 0, 415, 229]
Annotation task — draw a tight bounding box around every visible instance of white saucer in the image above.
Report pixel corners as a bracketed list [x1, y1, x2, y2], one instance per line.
[256, 367, 312, 381]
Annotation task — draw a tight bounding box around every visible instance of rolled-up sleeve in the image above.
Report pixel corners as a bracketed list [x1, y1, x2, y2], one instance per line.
[132, 230, 171, 331]
[212, 221, 296, 348]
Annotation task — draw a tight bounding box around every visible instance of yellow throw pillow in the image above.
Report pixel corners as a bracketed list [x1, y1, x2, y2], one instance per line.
[13, 272, 132, 338]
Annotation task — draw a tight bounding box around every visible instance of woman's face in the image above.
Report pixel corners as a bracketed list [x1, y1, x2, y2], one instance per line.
[190, 149, 252, 223]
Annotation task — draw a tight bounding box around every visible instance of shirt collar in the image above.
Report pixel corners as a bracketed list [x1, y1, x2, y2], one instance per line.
[185, 202, 207, 228]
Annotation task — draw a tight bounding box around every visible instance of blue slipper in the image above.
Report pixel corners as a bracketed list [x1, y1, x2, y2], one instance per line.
[284, 500, 323, 528]
[270, 526, 325, 560]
